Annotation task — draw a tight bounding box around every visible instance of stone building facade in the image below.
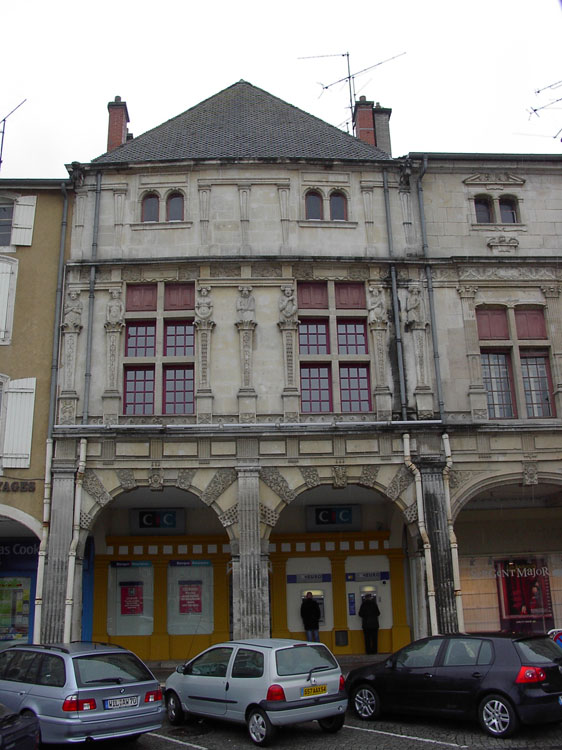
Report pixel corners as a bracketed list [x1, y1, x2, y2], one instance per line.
[31, 83, 562, 660]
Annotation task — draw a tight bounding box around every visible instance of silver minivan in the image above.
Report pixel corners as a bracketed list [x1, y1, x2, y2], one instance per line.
[165, 638, 348, 746]
[0, 642, 164, 743]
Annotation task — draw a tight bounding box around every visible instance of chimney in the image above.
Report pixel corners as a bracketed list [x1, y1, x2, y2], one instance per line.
[107, 96, 130, 152]
[353, 96, 392, 156]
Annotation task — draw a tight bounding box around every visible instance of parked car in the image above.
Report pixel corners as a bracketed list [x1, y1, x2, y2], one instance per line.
[345, 633, 562, 738]
[0, 641, 164, 744]
[0, 700, 39, 748]
[165, 638, 347, 746]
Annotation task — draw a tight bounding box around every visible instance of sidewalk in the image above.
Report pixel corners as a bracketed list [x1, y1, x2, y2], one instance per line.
[147, 652, 386, 685]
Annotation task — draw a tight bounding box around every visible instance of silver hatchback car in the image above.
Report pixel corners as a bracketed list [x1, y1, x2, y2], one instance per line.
[0, 642, 164, 743]
[165, 638, 348, 746]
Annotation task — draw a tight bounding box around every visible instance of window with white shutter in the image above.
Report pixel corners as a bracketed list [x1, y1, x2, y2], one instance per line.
[10, 196, 36, 246]
[2, 378, 36, 468]
[0, 257, 17, 344]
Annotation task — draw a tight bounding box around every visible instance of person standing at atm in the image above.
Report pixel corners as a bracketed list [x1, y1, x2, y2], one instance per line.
[300, 591, 321, 642]
[359, 592, 380, 654]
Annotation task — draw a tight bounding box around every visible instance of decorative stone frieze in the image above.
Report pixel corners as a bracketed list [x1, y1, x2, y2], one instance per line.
[300, 466, 321, 488]
[83, 471, 112, 507]
[386, 465, 414, 501]
[201, 468, 237, 506]
[116, 469, 137, 492]
[148, 467, 164, 491]
[176, 468, 196, 491]
[358, 464, 380, 488]
[332, 465, 348, 488]
[259, 467, 296, 504]
[523, 462, 539, 486]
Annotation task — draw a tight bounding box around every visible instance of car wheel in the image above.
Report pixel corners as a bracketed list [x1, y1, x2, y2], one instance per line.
[318, 713, 345, 733]
[247, 707, 275, 746]
[351, 682, 380, 720]
[166, 691, 185, 725]
[478, 694, 519, 738]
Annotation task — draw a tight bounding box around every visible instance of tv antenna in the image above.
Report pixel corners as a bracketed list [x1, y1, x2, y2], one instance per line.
[0, 99, 26, 174]
[298, 52, 406, 133]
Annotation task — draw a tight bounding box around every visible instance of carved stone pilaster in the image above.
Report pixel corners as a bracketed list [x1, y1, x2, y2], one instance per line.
[456, 285, 488, 421]
[277, 186, 290, 247]
[278, 319, 300, 419]
[195, 288, 215, 420]
[369, 320, 392, 420]
[198, 186, 210, 245]
[541, 285, 562, 414]
[238, 184, 251, 249]
[361, 186, 375, 247]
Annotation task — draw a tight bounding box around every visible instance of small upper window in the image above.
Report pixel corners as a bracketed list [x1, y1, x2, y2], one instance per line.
[474, 196, 494, 224]
[141, 194, 159, 223]
[305, 191, 323, 220]
[0, 201, 14, 246]
[166, 193, 184, 222]
[499, 196, 518, 224]
[330, 192, 347, 221]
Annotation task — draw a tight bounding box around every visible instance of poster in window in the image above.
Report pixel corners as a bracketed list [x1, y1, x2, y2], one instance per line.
[179, 580, 202, 614]
[120, 581, 144, 616]
[0, 578, 30, 642]
[495, 558, 553, 633]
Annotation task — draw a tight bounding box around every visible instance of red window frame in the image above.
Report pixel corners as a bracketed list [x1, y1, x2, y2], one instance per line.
[337, 319, 367, 354]
[124, 367, 155, 415]
[300, 364, 332, 413]
[520, 350, 555, 418]
[480, 350, 516, 418]
[164, 283, 195, 311]
[126, 284, 157, 312]
[476, 308, 508, 340]
[125, 321, 156, 357]
[330, 192, 347, 221]
[305, 191, 323, 220]
[515, 309, 547, 339]
[166, 193, 184, 222]
[340, 364, 371, 413]
[299, 319, 329, 355]
[297, 282, 328, 309]
[163, 366, 195, 415]
[164, 320, 194, 356]
[141, 194, 159, 222]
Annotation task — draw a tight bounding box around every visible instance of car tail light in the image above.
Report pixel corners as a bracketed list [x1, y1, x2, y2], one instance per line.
[339, 675, 345, 691]
[266, 684, 286, 701]
[62, 695, 97, 711]
[145, 688, 162, 703]
[515, 666, 547, 683]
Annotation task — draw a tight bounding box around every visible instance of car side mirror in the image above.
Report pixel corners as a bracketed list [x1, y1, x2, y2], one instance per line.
[178, 663, 192, 675]
[384, 657, 394, 669]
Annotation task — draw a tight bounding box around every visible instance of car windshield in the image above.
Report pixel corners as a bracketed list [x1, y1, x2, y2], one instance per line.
[73, 652, 154, 686]
[276, 644, 337, 676]
[515, 637, 562, 664]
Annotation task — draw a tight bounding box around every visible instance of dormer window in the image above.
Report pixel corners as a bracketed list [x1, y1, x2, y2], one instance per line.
[305, 191, 323, 220]
[141, 194, 159, 222]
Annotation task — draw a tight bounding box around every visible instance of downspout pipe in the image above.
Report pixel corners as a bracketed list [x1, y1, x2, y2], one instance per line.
[383, 169, 408, 420]
[442, 433, 465, 630]
[64, 437, 87, 642]
[403, 433, 439, 634]
[82, 170, 102, 423]
[417, 156, 445, 421]
[34, 182, 69, 643]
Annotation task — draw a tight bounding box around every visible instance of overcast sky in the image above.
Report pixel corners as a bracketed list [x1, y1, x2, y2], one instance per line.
[1, 0, 560, 179]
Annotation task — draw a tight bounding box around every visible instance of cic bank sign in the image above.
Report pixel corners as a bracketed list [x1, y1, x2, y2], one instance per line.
[306, 505, 361, 532]
[129, 509, 185, 535]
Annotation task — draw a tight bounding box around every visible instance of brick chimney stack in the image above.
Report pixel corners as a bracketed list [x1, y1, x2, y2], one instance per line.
[353, 96, 392, 156]
[107, 96, 130, 152]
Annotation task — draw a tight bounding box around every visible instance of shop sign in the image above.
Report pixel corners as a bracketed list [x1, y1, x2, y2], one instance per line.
[346, 571, 390, 582]
[129, 508, 185, 535]
[0, 542, 39, 559]
[170, 560, 211, 567]
[306, 505, 361, 532]
[287, 573, 332, 583]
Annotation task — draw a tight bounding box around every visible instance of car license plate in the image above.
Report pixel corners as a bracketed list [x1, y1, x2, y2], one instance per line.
[302, 684, 327, 697]
[104, 696, 139, 709]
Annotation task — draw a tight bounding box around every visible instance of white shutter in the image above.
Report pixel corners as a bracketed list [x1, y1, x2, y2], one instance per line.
[3, 377, 36, 468]
[0, 262, 12, 341]
[11, 196, 37, 246]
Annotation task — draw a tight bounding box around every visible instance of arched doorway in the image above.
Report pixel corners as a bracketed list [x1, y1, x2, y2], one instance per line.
[454, 478, 562, 634]
[86, 485, 230, 661]
[268, 483, 411, 654]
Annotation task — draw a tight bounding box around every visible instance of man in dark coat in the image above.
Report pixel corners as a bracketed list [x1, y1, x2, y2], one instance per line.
[359, 593, 380, 654]
[300, 591, 321, 642]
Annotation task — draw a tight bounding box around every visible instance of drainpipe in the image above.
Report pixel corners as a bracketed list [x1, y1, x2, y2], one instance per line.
[34, 182, 69, 643]
[82, 171, 102, 422]
[383, 169, 408, 420]
[64, 437, 87, 642]
[441, 433, 464, 630]
[417, 156, 445, 421]
[403, 433, 438, 634]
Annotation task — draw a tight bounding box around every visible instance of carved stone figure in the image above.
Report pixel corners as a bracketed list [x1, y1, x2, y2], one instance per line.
[63, 290, 83, 330]
[236, 286, 256, 323]
[406, 285, 427, 327]
[106, 288, 124, 325]
[195, 286, 213, 322]
[368, 286, 386, 323]
[279, 285, 297, 323]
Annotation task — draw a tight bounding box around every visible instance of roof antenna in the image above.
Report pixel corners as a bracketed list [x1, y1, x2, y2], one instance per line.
[0, 99, 26, 174]
[299, 53, 405, 134]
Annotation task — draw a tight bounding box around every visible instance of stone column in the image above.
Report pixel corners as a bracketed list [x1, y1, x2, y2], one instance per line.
[278, 285, 300, 421]
[42, 448, 77, 642]
[58, 290, 83, 424]
[405, 285, 434, 419]
[194, 286, 215, 423]
[542, 285, 562, 415]
[103, 288, 125, 424]
[367, 285, 392, 420]
[232, 466, 270, 639]
[420, 463, 458, 634]
[236, 286, 257, 422]
[457, 285, 488, 421]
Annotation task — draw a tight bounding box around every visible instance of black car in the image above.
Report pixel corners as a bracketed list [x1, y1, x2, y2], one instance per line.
[345, 633, 562, 738]
[0, 700, 39, 749]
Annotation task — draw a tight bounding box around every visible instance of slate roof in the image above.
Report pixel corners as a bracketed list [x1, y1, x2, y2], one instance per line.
[92, 81, 392, 165]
